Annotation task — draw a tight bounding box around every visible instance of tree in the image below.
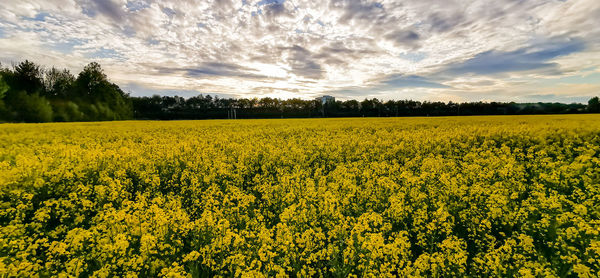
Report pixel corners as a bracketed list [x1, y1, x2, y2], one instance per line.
[588, 97, 600, 113]
[13, 60, 44, 94]
[44, 67, 75, 98]
[0, 76, 9, 121]
[0, 75, 8, 99]
[75, 62, 108, 99]
[73, 62, 132, 120]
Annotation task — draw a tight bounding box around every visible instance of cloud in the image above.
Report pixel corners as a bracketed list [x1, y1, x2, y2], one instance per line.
[126, 1, 151, 12]
[283, 45, 324, 79]
[384, 29, 421, 49]
[0, 0, 599, 102]
[427, 11, 467, 33]
[328, 74, 449, 99]
[331, 0, 385, 24]
[86, 0, 126, 22]
[382, 75, 450, 89]
[260, 0, 291, 18]
[157, 62, 272, 79]
[439, 38, 586, 76]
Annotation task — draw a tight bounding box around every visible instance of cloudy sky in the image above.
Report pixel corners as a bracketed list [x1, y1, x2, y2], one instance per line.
[1, 0, 599, 102]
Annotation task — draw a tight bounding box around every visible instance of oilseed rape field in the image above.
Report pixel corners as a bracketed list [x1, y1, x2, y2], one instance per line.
[1, 115, 599, 277]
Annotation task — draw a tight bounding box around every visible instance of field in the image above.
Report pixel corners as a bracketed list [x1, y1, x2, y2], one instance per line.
[1, 115, 599, 277]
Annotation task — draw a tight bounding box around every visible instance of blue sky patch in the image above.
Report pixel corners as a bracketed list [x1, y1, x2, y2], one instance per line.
[23, 12, 50, 22]
[126, 0, 150, 12]
[257, 0, 285, 6]
[398, 52, 427, 62]
[162, 7, 176, 18]
[147, 38, 160, 45]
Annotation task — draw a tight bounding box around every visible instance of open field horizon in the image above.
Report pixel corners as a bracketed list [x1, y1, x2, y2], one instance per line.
[1, 112, 599, 125]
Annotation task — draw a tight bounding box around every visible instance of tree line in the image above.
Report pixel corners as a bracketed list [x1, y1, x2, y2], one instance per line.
[133, 95, 593, 120]
[1, 60, 598, 122]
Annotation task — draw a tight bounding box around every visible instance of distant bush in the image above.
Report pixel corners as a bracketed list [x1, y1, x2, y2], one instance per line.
[52, 101, 83, 122]
[9, 91, 53, 122]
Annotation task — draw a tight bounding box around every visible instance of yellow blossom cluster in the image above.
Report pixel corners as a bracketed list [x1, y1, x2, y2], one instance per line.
[0, 115, 599, 277]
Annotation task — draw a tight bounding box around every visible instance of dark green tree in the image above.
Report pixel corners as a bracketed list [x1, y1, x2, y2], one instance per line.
[12, 60, 44, 94]
[73, 62, 132, 120]
[75, 62, 107, 98]
[588, 97, 600, 113]
[44, 67, 75, 98]
[0, 75, 9, 121]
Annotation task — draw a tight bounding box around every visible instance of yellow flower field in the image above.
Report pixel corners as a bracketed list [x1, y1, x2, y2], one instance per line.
[1, 115, 599, 277]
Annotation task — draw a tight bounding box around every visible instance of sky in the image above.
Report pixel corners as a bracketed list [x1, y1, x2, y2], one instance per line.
[0, 0, 599, 102]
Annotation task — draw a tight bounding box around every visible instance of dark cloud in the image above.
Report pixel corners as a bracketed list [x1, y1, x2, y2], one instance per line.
[283, 45, 324, 79]
[318, 41, 377, 56]
[427, 11, 468, 33]
[161, 7, 176, 18]
[249, 43, 286, 64]
[384, 29, 421, 49]
[440, 38, 585, 76]
[312, 42, 378, 67]
[186, 62, 242, 76]
[257, 0, 292, 18]
[213, 0, 234, 10]
[331, 0, 386, 24]
[156, 62, 272, 79]
[89, 0, 126, 22]
[292, 59, 322, 79]
[264, 3, 288, 17]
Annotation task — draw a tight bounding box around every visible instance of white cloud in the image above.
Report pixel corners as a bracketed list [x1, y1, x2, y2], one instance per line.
[0, 0, 598, 101]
